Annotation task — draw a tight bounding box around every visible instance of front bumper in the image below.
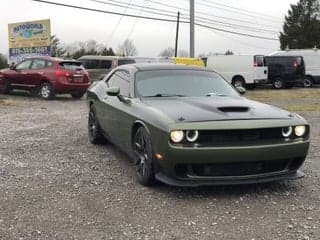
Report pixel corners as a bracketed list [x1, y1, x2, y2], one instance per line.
[153, 138, 309, 187]
[155, 170, 304, 187]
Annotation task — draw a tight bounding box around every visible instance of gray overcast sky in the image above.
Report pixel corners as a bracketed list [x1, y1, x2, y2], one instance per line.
[1, 0, 298, 57]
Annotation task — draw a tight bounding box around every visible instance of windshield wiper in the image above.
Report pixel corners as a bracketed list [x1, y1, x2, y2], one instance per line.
[143, 93, 187, 97]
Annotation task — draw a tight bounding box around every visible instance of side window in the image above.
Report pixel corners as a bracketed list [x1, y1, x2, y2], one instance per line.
[46, 61, 53, 67]
[100, 60, 112, 69]
[254, 55, 265, 67]
[81, 60, 100, 69]
[107, 70, 130, 97]
[16, 60, 32, 70]
[31, 59, 46, 69]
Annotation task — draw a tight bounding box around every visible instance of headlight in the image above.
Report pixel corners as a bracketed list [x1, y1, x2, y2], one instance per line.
[170, 130, 184, 143]
[186, 130, 199, 142]
[294, 125, 306, 137]
[281, 126, 293, 138]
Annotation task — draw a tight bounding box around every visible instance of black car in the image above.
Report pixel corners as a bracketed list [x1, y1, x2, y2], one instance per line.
[264, 56, 305, 89]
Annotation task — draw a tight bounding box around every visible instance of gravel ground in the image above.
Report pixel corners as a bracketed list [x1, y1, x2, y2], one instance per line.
[0, 89, 319, 240]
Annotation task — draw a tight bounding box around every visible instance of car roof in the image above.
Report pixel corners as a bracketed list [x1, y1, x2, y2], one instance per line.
[77, 55, 134, 60]
[129, 63, 210, 71]
[24, 56, 80, 63]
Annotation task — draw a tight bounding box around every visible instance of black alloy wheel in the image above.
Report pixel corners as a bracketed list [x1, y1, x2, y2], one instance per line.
[133, 127, 155, 186]
[88, 105, 106, 144]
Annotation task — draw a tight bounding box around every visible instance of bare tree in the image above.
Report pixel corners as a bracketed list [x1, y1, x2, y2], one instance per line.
[159, 47, 189, 57]
[159, 47, 175, 57]
[117, 39, 138, 56]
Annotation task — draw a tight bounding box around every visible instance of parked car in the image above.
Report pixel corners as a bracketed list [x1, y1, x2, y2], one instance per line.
[78, 55, 135, 81]
[205, 55, 268, 89]
[263, 56, 305, 89]
[0, 56, 90, 99]
[87, 64, 310, 187]
[270, 49, 320, 87]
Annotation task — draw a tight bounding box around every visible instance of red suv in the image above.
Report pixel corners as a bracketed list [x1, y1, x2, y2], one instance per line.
[0, 56, 90, 99]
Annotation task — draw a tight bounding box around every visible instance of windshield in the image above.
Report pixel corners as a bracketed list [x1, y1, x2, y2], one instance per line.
[135, 70, 238, 98]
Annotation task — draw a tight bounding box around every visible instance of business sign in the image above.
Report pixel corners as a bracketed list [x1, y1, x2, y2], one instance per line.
[8, 19, 51, 63]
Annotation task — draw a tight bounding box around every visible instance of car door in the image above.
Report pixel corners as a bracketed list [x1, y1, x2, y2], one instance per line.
[10, 59, 32, 87]
[28, 59, 47, 88]
[98, 70, 132, 147]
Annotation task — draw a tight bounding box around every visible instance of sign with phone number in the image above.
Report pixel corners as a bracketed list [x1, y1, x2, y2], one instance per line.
[9, 46, 50, 56]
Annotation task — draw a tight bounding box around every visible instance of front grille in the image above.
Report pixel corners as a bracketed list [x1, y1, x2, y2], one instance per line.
[175, 158, 305, 178]
[197, 128, 283, 146]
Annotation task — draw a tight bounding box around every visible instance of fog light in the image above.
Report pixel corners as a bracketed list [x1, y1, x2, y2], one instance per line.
[170, 130, 184, 143]
[294, 125, 306, 137]
[281, 126, 293, 138]
[186, 130, 199, 142]
[155, 153, 163, 161]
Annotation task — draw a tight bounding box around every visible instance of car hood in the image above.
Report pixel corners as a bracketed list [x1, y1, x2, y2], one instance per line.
[141, 96, 293, 123]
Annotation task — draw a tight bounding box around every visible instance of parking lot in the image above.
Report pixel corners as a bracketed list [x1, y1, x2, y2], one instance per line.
[0, 88, 320, 240]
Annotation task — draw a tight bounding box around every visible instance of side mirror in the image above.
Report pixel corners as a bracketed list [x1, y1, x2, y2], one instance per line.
[9, 65, 16, 70]
[236, 86, 246, 95]
[106, 86, 120, 96]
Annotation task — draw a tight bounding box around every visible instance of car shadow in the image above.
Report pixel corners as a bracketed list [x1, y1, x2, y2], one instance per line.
[3, 90, 86, 101]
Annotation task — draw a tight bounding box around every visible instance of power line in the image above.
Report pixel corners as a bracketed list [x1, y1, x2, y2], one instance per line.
[145, 0, 280, 30]
[201, 0, 280, 20]
[32, 0, 279, 41]
[88, 0, 184, 19]
[32, 0, 181, 22]
[195, 23, 278, 41]
[196, 0, 282, 24]
[91, 0, 278, 34]
[106, 0, 133, 45]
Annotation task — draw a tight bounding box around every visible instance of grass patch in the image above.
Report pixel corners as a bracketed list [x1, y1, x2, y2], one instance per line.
[0, 95, 19, 106]
[283, 103, 320, 112]
[247, 88, 320, 102]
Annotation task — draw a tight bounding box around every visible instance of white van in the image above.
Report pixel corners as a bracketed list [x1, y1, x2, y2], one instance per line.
[270, 49, 320, 87]
[206, 55, 268, 89]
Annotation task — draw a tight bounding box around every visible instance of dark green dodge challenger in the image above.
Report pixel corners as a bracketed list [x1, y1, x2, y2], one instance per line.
[87, 64, 310, 187]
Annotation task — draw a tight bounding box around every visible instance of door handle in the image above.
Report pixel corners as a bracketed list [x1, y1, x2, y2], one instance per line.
[21, 72, 27, 75]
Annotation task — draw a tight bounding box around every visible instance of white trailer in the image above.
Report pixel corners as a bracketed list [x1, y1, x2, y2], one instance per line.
[206, 55, 268, 89]
[270, 49, 320, 87]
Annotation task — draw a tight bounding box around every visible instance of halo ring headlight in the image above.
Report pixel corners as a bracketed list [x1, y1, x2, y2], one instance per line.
[170, 130, 184, 143]
[186, 130, 199, 142]
[281, 126, 293, 138]
[294, 125, 306, 137]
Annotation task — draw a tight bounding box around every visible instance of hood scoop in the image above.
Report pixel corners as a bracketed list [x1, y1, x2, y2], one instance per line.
[218, 106, 250, 113]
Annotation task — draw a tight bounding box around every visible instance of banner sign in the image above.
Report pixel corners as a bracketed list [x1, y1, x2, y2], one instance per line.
[8, 19, 51, 63]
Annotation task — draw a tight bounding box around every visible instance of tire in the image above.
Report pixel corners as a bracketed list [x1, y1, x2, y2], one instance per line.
[232, 77, 246, 89]
[303, 77, 313, 88]
[71, 91, 85, 99]
[273, 78, 285, 89]
[39, 82, 54, 100]
[88, 105, 106, 144]
[133, 126, 155, 186]
[0, 79, 12, 94]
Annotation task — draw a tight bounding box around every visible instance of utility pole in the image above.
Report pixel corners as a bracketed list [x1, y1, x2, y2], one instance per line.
[190, 0, 195, 58]
[174, 11, 180, 57]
